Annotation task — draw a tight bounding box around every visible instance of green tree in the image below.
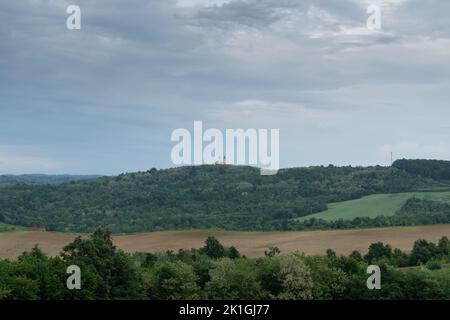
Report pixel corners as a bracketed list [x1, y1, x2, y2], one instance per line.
[227, 246, 241, 259]
[256, 256, 282, 298]
[277, 254, 313, 300]
[17, 246, 69, 300]
[203, 237, 226, 259]
[365, 242, 393, 264]
[206, 259, 264, 299]
[304, 256, 350, 300]
[149, 260, 201, 300]
[61, 229, 144, 299]
[349, 250, 363, 261]
[0, 286, 10, 299]
[265, 246, 281, 258]
[438, 236, 450, 256]
[410, 239, 438, 265]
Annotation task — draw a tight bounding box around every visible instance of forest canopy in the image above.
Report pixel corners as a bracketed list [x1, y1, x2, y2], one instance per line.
[0, 160, 449, 233]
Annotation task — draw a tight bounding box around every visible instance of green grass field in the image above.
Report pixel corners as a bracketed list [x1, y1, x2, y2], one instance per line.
[0, 222, 25, 232]
[299, 191, 450, 222]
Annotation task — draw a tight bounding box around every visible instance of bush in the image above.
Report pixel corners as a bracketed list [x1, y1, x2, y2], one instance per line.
[426, 259, 442, 270]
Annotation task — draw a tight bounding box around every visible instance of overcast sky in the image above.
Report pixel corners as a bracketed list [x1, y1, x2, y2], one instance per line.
[1, 0, 449, 174]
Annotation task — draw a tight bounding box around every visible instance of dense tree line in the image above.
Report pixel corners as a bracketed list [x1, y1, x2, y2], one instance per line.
[0, 165, 442, 233]
[2, 230, 450, 300]
[393, 159, 450, 180]
[295, 198, 450, 230]
[0, 174, 100, 187]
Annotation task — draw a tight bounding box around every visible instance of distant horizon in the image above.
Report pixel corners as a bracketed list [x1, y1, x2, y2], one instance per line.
[2, 157, 449, 176]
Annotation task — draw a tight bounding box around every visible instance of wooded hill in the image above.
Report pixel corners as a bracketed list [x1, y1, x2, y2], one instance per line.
[0, 159, 449, 233]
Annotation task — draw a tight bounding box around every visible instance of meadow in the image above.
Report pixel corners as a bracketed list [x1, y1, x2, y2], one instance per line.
[299, 191, 450, 222]
[0, 222, 24, 232]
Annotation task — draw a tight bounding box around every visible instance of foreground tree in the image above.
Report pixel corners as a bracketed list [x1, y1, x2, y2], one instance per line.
[202, 237, 226, 259]
[364, 242, 393, 264]
[206, 258, 265, 299]
[147, 260, 201, 300]
[61, 229, 144, 299]
[277, 254, 313, 300]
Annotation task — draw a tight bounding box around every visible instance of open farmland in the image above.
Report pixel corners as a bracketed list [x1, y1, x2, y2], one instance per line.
[2, 225, 450, 259]
[299, 191, 450, 222]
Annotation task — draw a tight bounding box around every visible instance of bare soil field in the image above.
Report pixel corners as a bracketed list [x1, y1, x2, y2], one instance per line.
[2, 225, 450, 259]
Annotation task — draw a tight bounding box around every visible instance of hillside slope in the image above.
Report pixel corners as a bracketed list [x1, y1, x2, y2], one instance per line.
[0, 164, 443, 233]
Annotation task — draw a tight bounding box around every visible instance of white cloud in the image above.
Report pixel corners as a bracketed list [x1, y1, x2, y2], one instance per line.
[353, 0, 410, 11]
[177, 0, 232, 7]
[207, 99, 346, 129]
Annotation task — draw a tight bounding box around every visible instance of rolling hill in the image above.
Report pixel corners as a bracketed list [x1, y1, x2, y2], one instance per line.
[0, 159, 450, 233]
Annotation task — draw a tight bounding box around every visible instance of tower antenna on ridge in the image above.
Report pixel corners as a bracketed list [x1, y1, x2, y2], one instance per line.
[391, 151, 393, 166]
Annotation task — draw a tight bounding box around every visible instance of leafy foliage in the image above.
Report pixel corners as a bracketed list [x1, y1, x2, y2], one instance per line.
[2, 231, 450, 300]
[393, 159, 450, 180]
[0, 165, 439, 233]
[0, 174, 101, 187]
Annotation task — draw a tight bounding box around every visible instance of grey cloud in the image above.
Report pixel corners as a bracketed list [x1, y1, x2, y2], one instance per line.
[193, 0, 363, 27]
[1, 0, 449, 173]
